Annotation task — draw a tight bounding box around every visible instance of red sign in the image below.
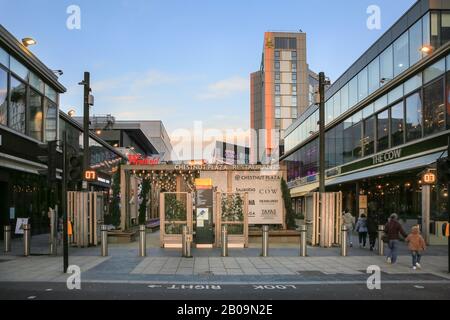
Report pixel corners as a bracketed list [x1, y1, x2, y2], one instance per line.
[128, 154, 160, 165]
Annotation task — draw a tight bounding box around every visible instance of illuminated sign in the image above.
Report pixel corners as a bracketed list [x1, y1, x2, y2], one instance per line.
[421, 171, 436, 185]
[84, 170, 97, 181]
[128, 154, 160, 165]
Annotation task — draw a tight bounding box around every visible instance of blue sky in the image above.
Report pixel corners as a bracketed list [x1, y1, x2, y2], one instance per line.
[0, 0, 416, 142]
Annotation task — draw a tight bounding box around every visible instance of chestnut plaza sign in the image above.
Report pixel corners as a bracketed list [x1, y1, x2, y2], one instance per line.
[233, 171, 283, 225]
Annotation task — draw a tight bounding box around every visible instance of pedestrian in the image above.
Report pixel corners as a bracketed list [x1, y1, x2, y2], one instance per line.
[385, 213, 408, 264]
[355, 214, 368, 248]
[367, 212, 378, 251]
[342, 209, 355, 247]
[405, 225, 426, 270]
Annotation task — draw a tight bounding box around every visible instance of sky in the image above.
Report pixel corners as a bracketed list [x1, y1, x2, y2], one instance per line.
[0, 0, 416, 158]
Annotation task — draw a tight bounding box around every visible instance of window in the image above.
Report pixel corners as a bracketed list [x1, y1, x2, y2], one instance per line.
[404, 74, 422, 95]
[431, 12, 440, 49]
[423, 78, 445, 136]
[343, 117, 362, 163]
[292, 96, 297, 106]
[10, 57, 29, 81]
[335, 122, 344, 166]
[340, 84, 349, 113]
[424, 58, 445, 84]
[388, 85, 403, 104]
[0, 68, 7, 125]
[375, 94, 387, 112]
[380, 45, 393, 85]
[409, 19, 423, 66]
[292, 84, 297, 94]
[390, 102, 404, 147]
[275, 85, 280, 94]
[423, 13, 430, 49]
[275, 107, 281, 119]
[292, 62, 297, 71]
[393, 32, 409, 77]
[291, 51, 297, 59]
[9, 76, 26, 134]
[377, 110, 389, 152]
[275, 50, 280, 59]
[325, 100, 333, 124]
[275, 61, 280, 70]
[368, 57, 380, 94]
[44, 98, 57, 142]
[275, 96, 281, 107]
[45, 85, 57, 102]
[0, 47, 8, 68]
[291, 108, 297, 119]
[447, 72, 450, 129]
[29, 90, 43, 141]
[357, 67, 368, 102]
[442, 12, 450, 44]
[275, 72, 280, 81]
[292, 73, 297, 82]
[333, 91, 341, 118]
[363, 116, 375, 156]
[362, 103, 374, 119]
[349, 76, 358, 107]
[405, 92, 422, 142]
[29, 72, 44, 93]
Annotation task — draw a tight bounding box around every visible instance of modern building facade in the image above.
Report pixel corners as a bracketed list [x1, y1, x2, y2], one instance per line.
[250, 32, 313, 164]
[281, 0, 450, 244]
[74, 116, 173, 162]
[211, 141, 250, 165]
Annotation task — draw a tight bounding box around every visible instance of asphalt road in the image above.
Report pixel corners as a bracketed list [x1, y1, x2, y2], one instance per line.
[0, 281, 449, 300]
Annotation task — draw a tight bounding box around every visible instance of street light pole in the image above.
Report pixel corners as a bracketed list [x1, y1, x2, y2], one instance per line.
[62, 130, 69, 273]
[82, 71, 91, 190]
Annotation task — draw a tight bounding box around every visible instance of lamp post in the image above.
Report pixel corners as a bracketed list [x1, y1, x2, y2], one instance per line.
[318, 72, 330, 194]
[79, 72, 94, 190]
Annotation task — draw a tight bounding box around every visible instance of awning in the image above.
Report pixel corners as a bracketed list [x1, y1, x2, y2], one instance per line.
[290, 182, 319, 197]
[326, 151, 446, 186]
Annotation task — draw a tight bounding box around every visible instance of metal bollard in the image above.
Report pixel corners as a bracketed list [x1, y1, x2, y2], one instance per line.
[261, 225, 269, 257]
[221, 225, 228, 257]
[23, 224, 31, 257]
[341, 225, 348, 257]
[299, 225, 307, 257]
[4, 225, 11, 253]
[139, 225, 146, 257]
[101, 225, 108, 257]
[182, 225, 192, 258]
[49, 208, 57, 256]
[378, 225, 385, 256]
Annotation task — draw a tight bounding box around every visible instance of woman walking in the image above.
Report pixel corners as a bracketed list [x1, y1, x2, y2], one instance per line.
[385, 213, 408, 264]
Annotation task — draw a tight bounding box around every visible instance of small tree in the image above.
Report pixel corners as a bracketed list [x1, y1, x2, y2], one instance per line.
[281, 178, 296, 230]
[138, 179, 151, 225]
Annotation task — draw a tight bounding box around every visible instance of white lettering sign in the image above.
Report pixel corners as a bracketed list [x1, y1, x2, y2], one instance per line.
[372, 149, 402, 165]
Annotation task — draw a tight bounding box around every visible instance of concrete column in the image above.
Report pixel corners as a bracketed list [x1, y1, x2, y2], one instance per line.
[421, 185, 431, 244]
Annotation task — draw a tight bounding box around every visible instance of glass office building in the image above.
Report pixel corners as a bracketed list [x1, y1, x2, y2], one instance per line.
[281, 1, 450, 244]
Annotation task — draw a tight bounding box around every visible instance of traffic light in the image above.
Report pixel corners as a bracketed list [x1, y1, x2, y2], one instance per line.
[37, 140, 58, 184]
[436, 157, 450, 183]
[67, 152, 83, 183]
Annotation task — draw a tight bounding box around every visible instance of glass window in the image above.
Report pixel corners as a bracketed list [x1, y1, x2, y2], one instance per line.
[442, 12, 450, 45]
[357, 67, 368, 102]
[275, 50, 280, 59]
[275, 96, 281, 107]
[29, 90, 43, 141]
[340, 83, 349, 113]
[405, 92, 423, 142]
[374, 94, 387, 112]
[380, 45, 393, 85]
[424, 58, 445, 84]
[362, 103, 374, 119]
[9, 76, 26, 134]
[377, 110, 389, 152]
[292, 73, 297, 81]
[333, 91, 341, 118]
[404, 74, 422, 94]
[292, 84, 297, 93]
[45, 85, 57, 102]
[292, 62, 297, 71]
[423, 78, 445, 136]
[292, 96, 297, 106]
[29, 72, 44, 93]
[368, 57, 380, 94]
[44, 98, 57, 142]
[409, 19, 423, 66]
[393, 32, 409, 77]
[391, 101, 404, 147]
[275, 107, 281, 119]
[447, 72, 450, 129]
[348, 76, 358, 107]
[352, 111, 362, 124]
[363, 116, 375, 156]
[291, 51, 297, 59]
[0, 68, 7, 125]
[423, 13, 430, 48]
[275, 61, 280, 70]
[0, 47, 9, 68]
[291, 108, 297, 119]
[431, 12, 440, 49]
[325, 100, 333, 124]
[388, 85, 403, 104]
[275, 72, 280, 81]
[10, 57, 29, 81]
[275, 84, 280, 94]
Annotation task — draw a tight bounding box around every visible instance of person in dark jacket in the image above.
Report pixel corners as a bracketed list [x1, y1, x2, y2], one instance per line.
[367, 212, 378, 251]
[385, 213, 408, 264]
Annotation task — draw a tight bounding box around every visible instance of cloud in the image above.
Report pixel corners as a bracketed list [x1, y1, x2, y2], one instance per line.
[197, 76, 249, 100]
